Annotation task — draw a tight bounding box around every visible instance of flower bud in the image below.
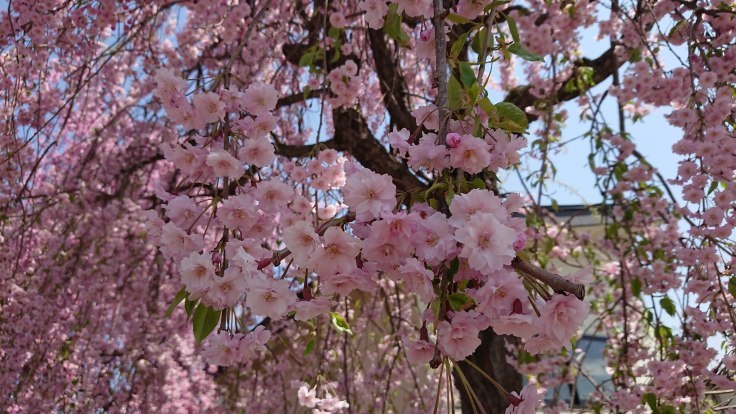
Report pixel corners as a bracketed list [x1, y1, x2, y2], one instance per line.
[445, 132, 462, 148]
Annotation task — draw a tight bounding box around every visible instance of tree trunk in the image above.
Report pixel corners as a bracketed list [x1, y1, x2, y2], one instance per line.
[453, 328, 522, 414]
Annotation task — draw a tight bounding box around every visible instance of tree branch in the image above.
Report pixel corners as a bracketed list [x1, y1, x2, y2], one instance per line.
[504, 46, 623, 122]
[432, 0, 449, 141]
[511, 257, 586, 300]
[367, 29, 417, 132]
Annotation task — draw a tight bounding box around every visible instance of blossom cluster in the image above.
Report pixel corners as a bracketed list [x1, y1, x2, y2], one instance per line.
[148, 63, 591, 413]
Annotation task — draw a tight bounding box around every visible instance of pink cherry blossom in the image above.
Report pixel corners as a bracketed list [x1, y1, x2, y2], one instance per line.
[205, 267, 248, 309]
[283, 220, 320, 267]
[206, 149, 243, 178]
[217, 194, 259, 231]
[359, 0, 389, 29]
[159, 222, 204, 260]
[448, 189, 508, 228]
[294, 296, 332, 321]
[449, 135, 492, 174]
[246, 277, 296, 319]
[180, 251, 216, 298]
[309, 227, 361, 276]
[537, 294, 590, 343]
[411, 105, 439, 131]
[241, 82, 278, 116]
[343, 169, 397, 221]
[255, 179, 293, 210]
[471, 269, 527, 318]
[395, 0, 433, 18]
[455, 213, 517, 275]
[414, 211, 457, 265]
[437, 312, 482, 361]
[165, 195, 202, 229]
[407, 133, 451, 172]
[403, 339, 435, 365]
[192, 92, 226, 124]
[398, 258, 436, 302]
[203, 332, 242, 367]
[505, 383, 542, 414]
[320, 267, 377, 296]
[238, 136, 275, 167]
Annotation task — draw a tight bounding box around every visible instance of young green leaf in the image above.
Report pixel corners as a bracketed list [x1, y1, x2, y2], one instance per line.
[507, 16, 520, 43]
[477, 97, 496, 118]
[470, 27, 490, 55]
[448, 292, 475, 311]
[304, 338, 316, 356]
[508, 43, 544, 62]
[450, 32, 470, 61]
[630, 278, 642, 297]
[728, 276, 736, 299]
[330, 312, 353, 335]
[446, 13, 474, 24]
[659, 297, 676, 317]
[164, 288, 188, 318]
[458, 62, 476, 88]
[495, 101, 529, 132]
[185, 297, 199, 321]
[192, 304, 221, 343]
[447, 75, 468, 110]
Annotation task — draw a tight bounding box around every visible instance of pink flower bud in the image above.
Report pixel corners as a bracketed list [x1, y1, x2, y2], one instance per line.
[513, 232, 527, 250]
[445, 132, 462, 148]
[419, 30, 431, 42]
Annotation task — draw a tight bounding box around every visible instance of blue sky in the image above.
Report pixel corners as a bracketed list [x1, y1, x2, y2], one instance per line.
[493, 17, 687, 206]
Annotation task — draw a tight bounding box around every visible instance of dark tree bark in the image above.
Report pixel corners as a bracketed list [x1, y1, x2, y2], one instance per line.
[454, 330, 523, 414]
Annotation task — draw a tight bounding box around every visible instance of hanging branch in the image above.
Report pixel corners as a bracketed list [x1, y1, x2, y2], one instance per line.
[432, 0, 449, 142]
[512, 257, 586, 300]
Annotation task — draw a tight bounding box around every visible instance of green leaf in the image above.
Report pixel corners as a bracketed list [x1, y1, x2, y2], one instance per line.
[447, 75, 467, 110]
[660, 297, 676, 317]
[185, 297, 198, 321]
[630, 278, 642, 297]
[450, 32, 470, 61]
[495, 102, 529, 132]
[383, 4, 409, 46]
[470, 27, 490, 55]
[508, 43, 544, 62]
[506, 16, 520, 43]
[642, 393, 657, 411]
[331, 48, 342, 62]
[304, 338, 316, 356]
[192, 304, 221, 343]
[459, 62, 476, 88]
[446, 13, 474, 24]
[468, 177, 486, 190]
[659, 405, 677, 414]
[477, 97, 496, 118]
[468, 81, 482, 104]
[728, 276, 736, 299]
[412, 190, 427, 203]
[484, 0, 512, 12]
[298, 49, 316, 67]
[330, 312, 353, 335]
[446, 258, 460, 279]
[448, 292, 475, 311]
[164, 288, 188, 317]
[707, 181, 719, 195]
[445, 186, 455, 207]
